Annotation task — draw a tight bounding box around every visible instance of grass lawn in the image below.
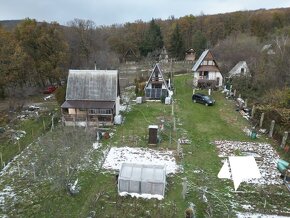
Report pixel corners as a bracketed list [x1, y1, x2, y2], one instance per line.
[1, 74, 289, 217]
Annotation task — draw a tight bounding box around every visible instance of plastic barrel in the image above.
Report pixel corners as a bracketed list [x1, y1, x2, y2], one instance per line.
[278, 159, 289, 168]
[251, 131, 257, 139]
[277, 162, 287, 173]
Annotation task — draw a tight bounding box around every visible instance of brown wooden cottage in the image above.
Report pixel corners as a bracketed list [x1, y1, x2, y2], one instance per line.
[185, 48, 196, 61]
[122, 48, 138, 64]
[192, 49, 223, 87]
[61, 70, 120, 127]
[144, 63, 170, 99]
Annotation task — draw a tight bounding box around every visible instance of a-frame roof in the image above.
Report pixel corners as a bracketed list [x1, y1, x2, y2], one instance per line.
[185, 48, 195, 54]
[192, 49, 220, 72]
[228, 61, 249, 78]
[145, 63, 169, 90]
[124, 48, 138, 59]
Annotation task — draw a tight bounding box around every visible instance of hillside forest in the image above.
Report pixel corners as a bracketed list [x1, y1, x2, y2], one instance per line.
[0, 7, 290, 108]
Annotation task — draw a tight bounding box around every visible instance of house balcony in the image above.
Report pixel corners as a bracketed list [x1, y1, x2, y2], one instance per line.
[62, 113, 114, 127]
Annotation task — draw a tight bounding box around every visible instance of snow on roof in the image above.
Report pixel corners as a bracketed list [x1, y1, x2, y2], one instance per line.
[102, 146, 178, 175]
[192, 49, 209, 71]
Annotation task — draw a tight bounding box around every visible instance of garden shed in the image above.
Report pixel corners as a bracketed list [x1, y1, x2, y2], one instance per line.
[118, 163, 166, 198]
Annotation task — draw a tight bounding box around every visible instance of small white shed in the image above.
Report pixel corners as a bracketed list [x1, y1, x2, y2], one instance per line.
[118, 163, 166, 197]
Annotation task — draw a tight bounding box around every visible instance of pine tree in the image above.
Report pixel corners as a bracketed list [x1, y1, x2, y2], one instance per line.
[139, 19, 163, 57]
[192, 30, 207, 57]
[169, 24, 185, 60]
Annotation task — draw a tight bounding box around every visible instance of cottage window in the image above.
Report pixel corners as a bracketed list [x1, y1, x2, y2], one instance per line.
[98, 116, 111, 122]
[199, 71, 209, 79]
[152, 83, 162, 89]
[89, 109, 111, 114]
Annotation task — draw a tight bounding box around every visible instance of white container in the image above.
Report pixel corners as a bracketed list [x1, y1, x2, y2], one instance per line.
[136, 97, 143, 104]
[114, 115, 122, 125]
[165, 97, 171, 105]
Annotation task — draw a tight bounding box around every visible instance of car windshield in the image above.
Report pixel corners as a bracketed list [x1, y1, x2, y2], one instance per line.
[203, 96, 212, 100]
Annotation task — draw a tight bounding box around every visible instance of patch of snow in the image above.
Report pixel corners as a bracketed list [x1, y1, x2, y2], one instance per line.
[236, 212, 290, 218]
[44, 94, 54, 101]
[93, 142, 102, 150]
[102, 147, 178, 174]
[241, 204, 254, 210]
[119, 191, 164, 200]
[0, 186, 17, 210]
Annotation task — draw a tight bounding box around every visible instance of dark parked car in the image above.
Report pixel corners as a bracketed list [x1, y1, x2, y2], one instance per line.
[43, 85, 57, 94]
[192, 93, 215, 106]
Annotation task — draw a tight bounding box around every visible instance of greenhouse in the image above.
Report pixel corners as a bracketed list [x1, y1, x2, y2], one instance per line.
[118, 163, 166, 197]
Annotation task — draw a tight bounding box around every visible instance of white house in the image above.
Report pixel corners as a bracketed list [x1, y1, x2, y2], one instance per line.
[192, 49, 223, 87]
[228, 61, 250, 78]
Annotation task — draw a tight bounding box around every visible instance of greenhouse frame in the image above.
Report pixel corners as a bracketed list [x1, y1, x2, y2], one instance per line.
[118, 163, 166, 197]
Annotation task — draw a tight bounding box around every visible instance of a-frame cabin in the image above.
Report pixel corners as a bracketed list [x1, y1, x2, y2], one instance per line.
[144, 63, 170, 99]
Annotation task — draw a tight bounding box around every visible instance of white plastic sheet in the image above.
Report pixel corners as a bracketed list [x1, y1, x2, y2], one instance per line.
[218, 156, 261, 191]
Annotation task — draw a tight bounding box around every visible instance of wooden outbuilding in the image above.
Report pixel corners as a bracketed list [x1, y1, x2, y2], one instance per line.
[148, 125, 158, 145]
[122, 48, 139, 64]
[185, 48, 196, 61]
[61, 70, 120, 127]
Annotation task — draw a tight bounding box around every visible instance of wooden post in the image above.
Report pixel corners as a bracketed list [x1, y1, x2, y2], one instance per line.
[177, 141, 181, 156]
[251, 105, 255, 119]
[17, 162, 20, 177]
[51, 114, 54, 131]
[269, 120, 275, 138]
[233, 89, 236, 97]
[173, 117, 176, 131]
[244, 99, 248, 108]
[259, 113, 265, 128]
[0, 152, 2, 167]
[32, 163, 36, 180]
[280, 131, 288, 148]
[182, 177, 187, 199]
[170, 131, 172, 145]
[172, 100, 174, 116]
